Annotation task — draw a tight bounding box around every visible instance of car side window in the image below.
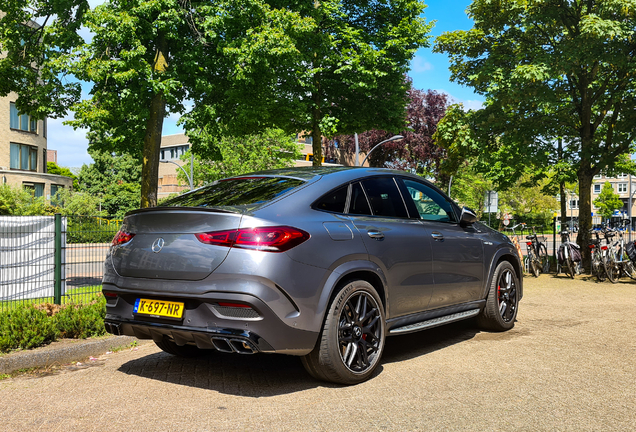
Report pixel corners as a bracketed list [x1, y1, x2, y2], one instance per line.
[401, 178, 457, 222]
[360, 177, 408, 218]
[313, 184, 349, 213]
[348, 182, 372, 215]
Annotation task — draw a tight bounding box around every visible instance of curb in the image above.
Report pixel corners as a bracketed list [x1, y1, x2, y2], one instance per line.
[0, 335, 138, 375]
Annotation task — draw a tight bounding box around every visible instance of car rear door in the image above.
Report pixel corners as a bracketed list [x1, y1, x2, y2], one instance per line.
[398, 178, 484, 309]
[348, 176, 434, 318]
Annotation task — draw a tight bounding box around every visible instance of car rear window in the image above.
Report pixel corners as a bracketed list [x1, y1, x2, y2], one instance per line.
[163, 177, 306, 208]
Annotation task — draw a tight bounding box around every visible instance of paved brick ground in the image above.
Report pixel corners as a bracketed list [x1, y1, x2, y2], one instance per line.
[1, 275, 635, 431]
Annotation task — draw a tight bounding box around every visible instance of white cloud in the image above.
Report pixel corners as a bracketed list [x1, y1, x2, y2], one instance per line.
[411, 56, 433, 73]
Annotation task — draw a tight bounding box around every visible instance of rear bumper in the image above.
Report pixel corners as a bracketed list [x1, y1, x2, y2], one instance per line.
[102, 286, 319, 356]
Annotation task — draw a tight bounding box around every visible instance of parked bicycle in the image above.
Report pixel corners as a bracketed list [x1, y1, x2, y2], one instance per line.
[602, 221, 636, 283]
[525, 226, 549, 277]
[588, 229, 606, 282]
[557, 229, 581, 279]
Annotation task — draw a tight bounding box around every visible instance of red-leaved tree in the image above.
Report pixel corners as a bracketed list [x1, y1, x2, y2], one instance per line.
[328, 87, 450, 183]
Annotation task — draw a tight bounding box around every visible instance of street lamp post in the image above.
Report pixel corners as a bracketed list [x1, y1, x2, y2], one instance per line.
[358, 135, 404, 167]
[160, 155, 194, 191]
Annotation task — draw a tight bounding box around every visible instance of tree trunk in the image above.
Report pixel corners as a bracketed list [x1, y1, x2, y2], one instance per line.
[140, 91, 166, 208]
[311, 91, 322, 167]
[560, 182, 567, 230]
[140, 32, 168, 208]
[577, 166, 594, 271]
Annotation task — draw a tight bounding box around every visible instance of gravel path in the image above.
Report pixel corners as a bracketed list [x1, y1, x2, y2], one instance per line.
[1, 274, 634, 431]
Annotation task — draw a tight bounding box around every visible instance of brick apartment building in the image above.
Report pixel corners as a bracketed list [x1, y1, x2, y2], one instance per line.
[0, 92, 72, 198]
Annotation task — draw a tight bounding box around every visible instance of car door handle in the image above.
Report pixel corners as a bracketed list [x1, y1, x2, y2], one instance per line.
[367, 230, 385, 240]
[431, 231, 444, 241]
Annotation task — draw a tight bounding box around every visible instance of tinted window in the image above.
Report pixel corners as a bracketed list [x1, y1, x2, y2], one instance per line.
[402, 179, 456, 222]
[164, 177, 305, 208]
[360, 177, 408, 218]
[349, 182, 372, 215]
[314, 185, 349, 213]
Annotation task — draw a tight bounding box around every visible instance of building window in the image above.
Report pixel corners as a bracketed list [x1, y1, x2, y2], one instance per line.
[617, 173, 629, 179]
[23, 182, 45, 197]
[618, 183, 627, 193]
[10, 103, 37, 133]
[50, 184, 63, 204]
[593, 184, 601, 194]
[569, 199, 579, 209]
[10, 143, 38, 171]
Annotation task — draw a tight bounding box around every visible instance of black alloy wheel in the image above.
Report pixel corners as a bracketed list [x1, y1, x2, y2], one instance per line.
[301, 280, 386, 385]
[337, 291, 383, 373]
[477, 261, 519, 331]
[496, 266, 518, 324]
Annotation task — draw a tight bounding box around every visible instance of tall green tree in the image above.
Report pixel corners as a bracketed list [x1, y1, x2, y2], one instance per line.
[0, 2, 88, 119]
[594, 182, 624, 221]
[66, 0, 309, 208]
[181, 129, 302, 185]
[435, 0, 636, 265]
[76, 150, 142, 217]
[183, 0, 433, 166]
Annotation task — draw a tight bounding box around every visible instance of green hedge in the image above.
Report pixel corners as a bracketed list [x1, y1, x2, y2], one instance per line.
[0, 295, 107, 353]
[67, 217, 121, 244]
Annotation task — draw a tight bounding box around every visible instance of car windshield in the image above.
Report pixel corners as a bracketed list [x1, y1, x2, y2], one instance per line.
[162, 176, 306, 209]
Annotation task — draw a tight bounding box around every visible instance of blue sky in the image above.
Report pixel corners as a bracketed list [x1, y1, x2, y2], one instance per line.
[49, 0, 482, 168]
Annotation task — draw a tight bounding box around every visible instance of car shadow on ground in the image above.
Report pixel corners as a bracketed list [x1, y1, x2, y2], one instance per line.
[381, 319, 480, 365]
[117, 320, 481, 397]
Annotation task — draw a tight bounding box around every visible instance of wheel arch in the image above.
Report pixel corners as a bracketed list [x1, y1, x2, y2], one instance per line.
[482, 247, 523, 301]
[312, 261, 388, 332]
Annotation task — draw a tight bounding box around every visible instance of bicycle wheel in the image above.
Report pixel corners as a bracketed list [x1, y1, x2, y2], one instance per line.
[603, 252, 619, 283]
[538, 243, 549, 273]
[529, 251, 539, 277]
[593, 252, 606, 282]
[621, 256, 636, 280]
[566, 256, 575, 279]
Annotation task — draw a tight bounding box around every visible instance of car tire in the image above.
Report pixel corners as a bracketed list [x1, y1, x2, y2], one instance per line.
[155, 336, 208, 358]
[477, 261, 519, 332]
[301, 280, 386, 385]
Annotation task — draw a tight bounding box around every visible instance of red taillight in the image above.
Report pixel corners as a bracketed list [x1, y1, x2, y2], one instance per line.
[526, 242, 532, 246]
[195, 226, 310, 252]
[103, 292, 118, 298]
[601, 246, 608, 250]
[112, 230, 135, 246]
[589, 245, 596, 249]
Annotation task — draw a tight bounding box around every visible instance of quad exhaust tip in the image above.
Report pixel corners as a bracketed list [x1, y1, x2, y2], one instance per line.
[105, 322, 122, 336]
[211, 337, 256, 354]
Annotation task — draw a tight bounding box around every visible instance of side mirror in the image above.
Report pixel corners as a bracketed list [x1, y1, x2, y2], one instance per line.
[460, 207, 477, 226]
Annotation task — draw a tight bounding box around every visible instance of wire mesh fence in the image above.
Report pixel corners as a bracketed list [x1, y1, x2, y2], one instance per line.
[0, 215, 120, 312]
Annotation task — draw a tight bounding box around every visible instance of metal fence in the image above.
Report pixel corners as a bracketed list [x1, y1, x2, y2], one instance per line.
[0, 214, 120, 312]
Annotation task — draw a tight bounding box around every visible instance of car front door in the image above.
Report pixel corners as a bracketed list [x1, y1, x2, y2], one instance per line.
[398, 178, 485, 309]
[348, 176, 434, 318]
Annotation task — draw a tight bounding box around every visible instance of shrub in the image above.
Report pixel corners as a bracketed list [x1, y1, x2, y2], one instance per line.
[0, 295, 107, 353]
[53, 296, 107, 339]
[0, 305, 57, 352]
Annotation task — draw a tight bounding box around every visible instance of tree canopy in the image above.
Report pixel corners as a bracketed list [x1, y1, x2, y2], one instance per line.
[593, 182, 624, 221]
[182, 129, 301, 186]
[330, 86, 450, 181]
[434, 0, 636, 264]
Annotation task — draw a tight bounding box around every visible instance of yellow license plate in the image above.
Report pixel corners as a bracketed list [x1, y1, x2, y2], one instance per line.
[134, 298, 184, 319]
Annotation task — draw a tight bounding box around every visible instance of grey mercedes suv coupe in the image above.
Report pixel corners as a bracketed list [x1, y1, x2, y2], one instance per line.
[103, 167, 522, 384]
